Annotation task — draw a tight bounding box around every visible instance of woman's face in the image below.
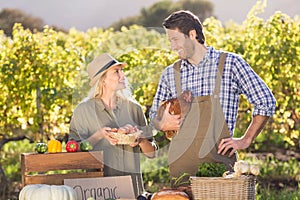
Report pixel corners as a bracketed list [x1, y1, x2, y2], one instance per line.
[103, 65, 126, 92]
[166, 28, 195, 60]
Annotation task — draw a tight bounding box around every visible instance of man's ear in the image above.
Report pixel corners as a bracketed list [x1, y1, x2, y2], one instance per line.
[188, 30, 197, 40]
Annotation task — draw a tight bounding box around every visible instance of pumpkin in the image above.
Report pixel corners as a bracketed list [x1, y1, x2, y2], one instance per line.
[233, 160, 250, 175]
[249, 164, 260, 176]
[230, 160, 260, 177]
[19, 184, 77, 200]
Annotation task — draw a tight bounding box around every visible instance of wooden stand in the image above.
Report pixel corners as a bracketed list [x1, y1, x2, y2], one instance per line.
[21, 151, 104, 186]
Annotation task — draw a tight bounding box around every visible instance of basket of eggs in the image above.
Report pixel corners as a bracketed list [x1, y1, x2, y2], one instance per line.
[110, 127, 141, 145]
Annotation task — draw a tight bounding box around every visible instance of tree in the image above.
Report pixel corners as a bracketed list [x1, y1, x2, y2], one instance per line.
[176, 0, 214, 22]
[0, 24, 85, 146]
[0, 8, 44, 37]
[0, 8, 66, 37]
[140, 0, 174, 28]
[111, 0, 214, 30]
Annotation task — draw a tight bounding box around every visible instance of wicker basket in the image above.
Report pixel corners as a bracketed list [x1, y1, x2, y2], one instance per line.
[190, 175, 256, 200]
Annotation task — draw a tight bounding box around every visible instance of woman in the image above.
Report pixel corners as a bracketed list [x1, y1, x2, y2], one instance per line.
[69, 53, 157, 197]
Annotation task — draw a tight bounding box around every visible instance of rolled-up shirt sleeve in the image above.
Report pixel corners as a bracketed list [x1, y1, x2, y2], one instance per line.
[149, 65, 177, 123]
[233, 56, 276, 117]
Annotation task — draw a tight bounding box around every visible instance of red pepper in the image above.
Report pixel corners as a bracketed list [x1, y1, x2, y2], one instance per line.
[66, 140, 79, 152]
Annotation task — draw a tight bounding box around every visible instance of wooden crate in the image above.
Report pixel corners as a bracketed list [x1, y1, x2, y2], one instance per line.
[21, 151, 104, 186]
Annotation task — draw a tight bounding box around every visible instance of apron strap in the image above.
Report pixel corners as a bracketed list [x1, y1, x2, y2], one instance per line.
[173, 60, 182, 96]
[213, 53, 227, 96]
[173, 53, 226, 97]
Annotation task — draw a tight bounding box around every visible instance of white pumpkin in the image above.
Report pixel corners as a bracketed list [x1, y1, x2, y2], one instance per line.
[249, 164, 260, 176]
[19, 184, 77, 200]
[234, 160, 250, 174]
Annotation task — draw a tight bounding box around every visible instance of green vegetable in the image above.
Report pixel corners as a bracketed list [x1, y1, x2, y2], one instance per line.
[35, 142, 48, 154]
[80, 141, 93, 152]
[196, 163, 227, 177]
[171, 172, 190, 188]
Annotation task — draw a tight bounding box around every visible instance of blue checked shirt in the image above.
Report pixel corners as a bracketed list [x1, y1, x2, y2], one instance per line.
[149, 46, 276, 135]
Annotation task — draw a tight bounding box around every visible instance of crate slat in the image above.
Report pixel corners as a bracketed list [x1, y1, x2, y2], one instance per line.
[21, 151, 104, 187]
[24, 171, 104, 185]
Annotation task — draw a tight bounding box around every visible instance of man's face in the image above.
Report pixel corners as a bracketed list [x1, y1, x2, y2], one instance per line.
[166, 28, 195, 60]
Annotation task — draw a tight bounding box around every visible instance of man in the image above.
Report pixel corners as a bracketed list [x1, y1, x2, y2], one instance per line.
[149, 10, 276, 177]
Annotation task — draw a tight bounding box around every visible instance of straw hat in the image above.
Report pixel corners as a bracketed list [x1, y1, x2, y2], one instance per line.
[87, 53, 126, 86]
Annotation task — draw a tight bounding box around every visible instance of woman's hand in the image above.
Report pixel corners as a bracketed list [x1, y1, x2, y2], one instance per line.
[88, 127, 117, 146]
[129, 136, 144, 147]
[129, 139, 139, 147]
[119, 124, 138, 134]
[100, 127, 118, 145]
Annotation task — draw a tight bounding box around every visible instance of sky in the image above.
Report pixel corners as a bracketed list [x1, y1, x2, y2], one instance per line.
[210, 0, 299, 24]
[0, 0, 299, 31]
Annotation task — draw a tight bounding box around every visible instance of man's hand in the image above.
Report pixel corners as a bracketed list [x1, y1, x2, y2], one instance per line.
[154, 102, 181, 131]
[217, 137, 252, 157]
[218, 115, 270, 157]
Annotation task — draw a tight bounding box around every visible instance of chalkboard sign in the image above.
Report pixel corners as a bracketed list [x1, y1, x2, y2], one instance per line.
[64, 176, 135, 200]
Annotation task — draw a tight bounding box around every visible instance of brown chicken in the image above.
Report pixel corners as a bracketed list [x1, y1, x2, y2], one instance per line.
[157, 90, 193, 140]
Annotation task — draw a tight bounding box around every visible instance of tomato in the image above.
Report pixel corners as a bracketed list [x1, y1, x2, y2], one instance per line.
[80, 141, 93, 152]
[66, 140, 79, 152]
[35, 142, 48, 154]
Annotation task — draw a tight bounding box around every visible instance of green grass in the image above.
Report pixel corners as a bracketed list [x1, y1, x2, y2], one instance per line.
[257, 186, 300, 200]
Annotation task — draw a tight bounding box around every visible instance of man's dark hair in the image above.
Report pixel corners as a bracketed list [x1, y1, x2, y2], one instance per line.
[162, 10, 205, 44]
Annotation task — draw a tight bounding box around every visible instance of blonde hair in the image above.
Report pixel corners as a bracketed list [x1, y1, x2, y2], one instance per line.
[86, 70, 135, 102]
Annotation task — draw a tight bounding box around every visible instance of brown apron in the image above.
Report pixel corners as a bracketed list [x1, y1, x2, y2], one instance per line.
[168, 53, 237, 178]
